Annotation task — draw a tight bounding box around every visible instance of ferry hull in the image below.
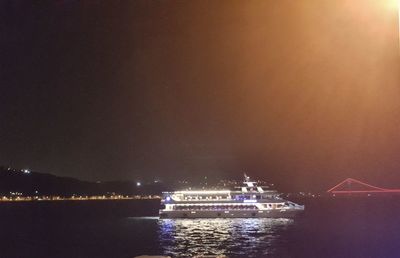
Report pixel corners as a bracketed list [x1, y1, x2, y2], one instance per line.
[159, 209, 302, 219]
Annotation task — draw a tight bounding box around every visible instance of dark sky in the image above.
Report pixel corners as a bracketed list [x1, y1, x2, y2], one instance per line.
[1, 0, 399, 191]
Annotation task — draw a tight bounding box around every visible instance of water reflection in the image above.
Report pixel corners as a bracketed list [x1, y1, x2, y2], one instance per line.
[158, 218, 293, 257]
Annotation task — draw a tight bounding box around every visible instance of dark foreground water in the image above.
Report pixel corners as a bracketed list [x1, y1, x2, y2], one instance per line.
[1, 197, 400, 258]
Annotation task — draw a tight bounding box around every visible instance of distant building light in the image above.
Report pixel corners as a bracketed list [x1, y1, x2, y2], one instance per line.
[23, 169, 30, 174]
[136, 182, 141, 187]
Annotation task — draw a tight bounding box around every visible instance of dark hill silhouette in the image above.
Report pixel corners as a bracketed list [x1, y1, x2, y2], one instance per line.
[0, 166, 167, 196]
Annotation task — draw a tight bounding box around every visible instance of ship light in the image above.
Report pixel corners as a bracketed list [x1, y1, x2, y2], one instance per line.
[243, 200, 257, 203]
[174, 190, 230, 195]
[166, 196, 171, 201]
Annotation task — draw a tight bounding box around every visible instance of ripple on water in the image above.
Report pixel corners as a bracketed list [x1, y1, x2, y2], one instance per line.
[157, 218, 293, 257]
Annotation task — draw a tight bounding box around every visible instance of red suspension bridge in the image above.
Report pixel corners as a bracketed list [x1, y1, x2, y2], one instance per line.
[327, 178, 400, 194]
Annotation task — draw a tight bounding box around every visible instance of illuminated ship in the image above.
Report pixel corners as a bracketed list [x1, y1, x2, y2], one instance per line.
[159, 174, 304, 218]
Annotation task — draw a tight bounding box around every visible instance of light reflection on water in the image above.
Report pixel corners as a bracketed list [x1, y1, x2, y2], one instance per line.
[158, 218, 293, 257]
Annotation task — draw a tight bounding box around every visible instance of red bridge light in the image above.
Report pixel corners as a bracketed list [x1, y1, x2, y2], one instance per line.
[327, 178, 400, 194]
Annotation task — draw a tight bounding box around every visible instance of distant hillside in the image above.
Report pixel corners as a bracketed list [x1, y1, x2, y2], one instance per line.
[0, 166, 167, 196]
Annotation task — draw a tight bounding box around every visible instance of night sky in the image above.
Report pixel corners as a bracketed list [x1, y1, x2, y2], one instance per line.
[1, 0, 399, 191]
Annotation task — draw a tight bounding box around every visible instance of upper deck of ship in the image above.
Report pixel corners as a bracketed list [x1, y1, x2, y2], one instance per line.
[161, 174, 283, 203]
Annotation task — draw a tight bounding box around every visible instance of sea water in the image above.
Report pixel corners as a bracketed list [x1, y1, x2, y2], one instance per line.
[1, 198, 400, 257]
